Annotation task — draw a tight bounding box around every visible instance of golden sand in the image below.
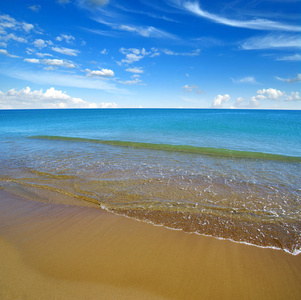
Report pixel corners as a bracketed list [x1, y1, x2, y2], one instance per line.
[0, 190, 301, 299]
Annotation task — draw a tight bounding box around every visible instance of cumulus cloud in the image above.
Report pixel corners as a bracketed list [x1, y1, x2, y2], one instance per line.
[86, 68, 114, 77]
[23, 57, 75, 69]
[34, 39, 46, 48]
[182, 84, 203, 93]
[119, 48, 150, 64]
[56, 34, 75, 43]
[233, 88, 301, 108]
[0, 13, 34, 33]
[52, 46, 79, 56]
[22, 23, 34, 33]
[28, 5, 41, 12]
[1, 33, 27, 43]
[0, 49, 19, 58]
[286, 92, 301, 101]
[276, 74, 301, 83]
[255, 88, 285, 100]
[43, 58, 75, 69]
[212, 94, 230, 108]
[0, 87, 118, 109]
[126, 67, 143, 74]
[24, 58, 40, 63]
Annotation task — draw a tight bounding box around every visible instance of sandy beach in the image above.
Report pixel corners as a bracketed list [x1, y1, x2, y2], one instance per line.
[0, 189, 301, 299]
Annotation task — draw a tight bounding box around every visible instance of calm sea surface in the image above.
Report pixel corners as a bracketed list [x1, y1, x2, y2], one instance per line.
[0, 109, 300, 254]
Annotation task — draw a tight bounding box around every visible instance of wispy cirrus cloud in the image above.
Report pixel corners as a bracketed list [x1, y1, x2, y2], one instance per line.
[182, 1, 301, 31]
[118, 24, 177, 39]
[241, 33, 301, 50]
[276, 53, 301, 61]
[231, 76, 258, 84]
[3, 69, 128, 94]
[275, 74, 301, 83]
[162, 48, 200, 56]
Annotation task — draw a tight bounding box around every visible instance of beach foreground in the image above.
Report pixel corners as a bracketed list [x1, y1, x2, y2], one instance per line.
[0, 190, 301, 300]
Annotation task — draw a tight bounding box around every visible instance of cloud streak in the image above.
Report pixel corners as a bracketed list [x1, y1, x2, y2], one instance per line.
[276, 74, 301, 83]
[183, 1, 301, 31]
[241, 33, 301, 50]
[3, 69, 128, 94]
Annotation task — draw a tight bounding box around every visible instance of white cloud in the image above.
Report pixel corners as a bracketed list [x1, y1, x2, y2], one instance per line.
[212, 94, 230, 108]
[43, 58, 75, 69]
[34, 39, 46, 48]
[231, 76, 258, 84]
[118, 24, 177, 39]
[0, 14, 34, 39]
[126, 67, 143, 74]
[36, 52, 53, 58]
[1, 33, 27, 43]
[43, 66, 56, 71]
[162, 49, 200, 56]
[28, 5, 41, 12]
[182, 84, 203, 93]
[86, 68, 114, 77]
[0, 86, 118, 109]
[233, 87, 301, 108]
[22, 23, 34, 33]
[286, 92, 301, 101]
[0, 49, 19, 58]
[0, 14, 17, 30]
[23, 57, 75, 69]
[4, 69, 128, 94]
[183, 1, 301, 31]
[24, 58, 40, 64]
[276, 54, 301, 61]
[118, 78, 142, 85]
[100, 48, 108, 54]
[52, 46, 80, 56]
[276, 74, 301, 83]
[119, 48, 149, 64]
[256, 88, 285, 100]
[241, 34, 301, 50]
[56, 34, 75, 43]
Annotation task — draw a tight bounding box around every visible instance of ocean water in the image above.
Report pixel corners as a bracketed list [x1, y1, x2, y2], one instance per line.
[0, 109, 300, 254]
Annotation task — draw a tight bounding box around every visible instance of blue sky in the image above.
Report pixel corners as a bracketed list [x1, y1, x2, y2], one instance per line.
[0, 0, 300, 109]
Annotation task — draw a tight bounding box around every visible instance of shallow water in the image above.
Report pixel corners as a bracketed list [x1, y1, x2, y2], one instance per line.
[0, 109, 300, 254]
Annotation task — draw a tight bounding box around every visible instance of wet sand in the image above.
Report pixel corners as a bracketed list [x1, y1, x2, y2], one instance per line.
[0, 190, 301, 299]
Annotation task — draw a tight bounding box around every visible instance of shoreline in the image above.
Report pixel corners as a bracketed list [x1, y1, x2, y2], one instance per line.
[1, 189, 301, 299]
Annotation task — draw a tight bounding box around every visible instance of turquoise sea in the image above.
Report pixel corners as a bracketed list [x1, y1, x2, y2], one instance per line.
[0, 109, 300, 254]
